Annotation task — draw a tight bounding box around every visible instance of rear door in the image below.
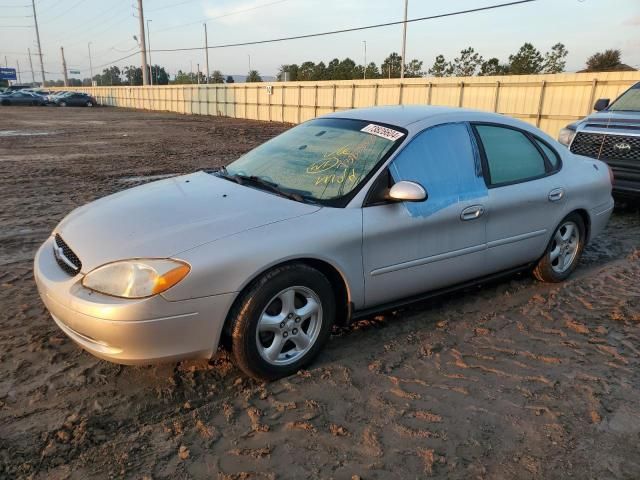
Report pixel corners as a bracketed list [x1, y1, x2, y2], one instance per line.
[362, 122, 489, 307]
[472, 123, 565, 272]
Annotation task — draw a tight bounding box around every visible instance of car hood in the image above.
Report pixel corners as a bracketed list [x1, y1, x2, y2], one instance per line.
[580, 110, 640, 130]
[56, 171, 321, 273]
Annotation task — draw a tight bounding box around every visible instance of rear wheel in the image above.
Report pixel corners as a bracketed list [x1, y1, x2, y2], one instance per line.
[86, 101, 94, 107]
[229, 264, 335, 380]
[59, 101, 67, 107]
[533, 212, 585, 282]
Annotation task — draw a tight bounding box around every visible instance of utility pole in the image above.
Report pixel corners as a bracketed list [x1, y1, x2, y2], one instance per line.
[146, 19, 153, 85]
[363, 41, 367, 79]
[203, 23, 209, 83]
[400, 0, 408, 79]
[31, 0, 46, 85]
[197, 63, 200, 84]
[28, 48, 35, 84]
[88, 42, 94, 85]
[16, 59, 21, 83]
[60, 47, 69, 87]
[137, 0, 149, 85]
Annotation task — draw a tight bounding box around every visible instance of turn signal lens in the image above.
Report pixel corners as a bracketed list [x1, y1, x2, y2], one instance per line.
[82, 259, 190, 299]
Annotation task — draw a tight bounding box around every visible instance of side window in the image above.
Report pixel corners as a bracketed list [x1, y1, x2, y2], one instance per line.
[534, 138, 560, 169]
[475, 125, 547, 185]
[388, 123, 487, 217]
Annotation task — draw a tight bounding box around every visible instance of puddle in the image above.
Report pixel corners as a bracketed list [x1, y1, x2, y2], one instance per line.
[0, 130, 52, 137]
[119, 173, 177, 183]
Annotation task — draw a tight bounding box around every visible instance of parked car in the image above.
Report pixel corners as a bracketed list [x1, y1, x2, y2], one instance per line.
[0, 90, 47, 106]
[34, 106, 614, 380]
[558, 81, 640, 198]
[46, 91, 70, 104]
[53, 92, 96, 107]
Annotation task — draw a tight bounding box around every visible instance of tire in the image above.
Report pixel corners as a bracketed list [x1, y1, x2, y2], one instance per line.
[59, 101, 67, 107]
[533, 212, 585, 283]
[229, 264, 335, 380]
[86, 101, 94, 107]
[1, 100, 10, 106]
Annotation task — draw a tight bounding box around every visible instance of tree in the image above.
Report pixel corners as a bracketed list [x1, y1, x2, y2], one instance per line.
[246, 70, 262, 82]
[450, 47, 483, 77]
[479, 57, 510, 76]
[404, 59, 424, 78]
[298, 61, 316, 81]
[326, 58, 340, 79]
[583, 49, 635, 72]
[381, 52, 403, 78]
[364, 62, 381, 79]
[312, 61, 327, 80]
[149, 65, 169, 85]
[172, 70, 196, 84]
[94, 66, 122, 86]
[336, 58, 356, 80]
[428, 54, 452, 77]
[124, 65, 143, 85]
[210, 70, 224, 83]
[277, 64, 298, 81]
[542, 43, 568, 74]
[225, 75, 235, 83]
[508, 43, 543, 75]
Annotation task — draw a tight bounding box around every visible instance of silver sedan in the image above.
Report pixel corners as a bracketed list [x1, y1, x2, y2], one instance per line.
[34, 106, 614, 380]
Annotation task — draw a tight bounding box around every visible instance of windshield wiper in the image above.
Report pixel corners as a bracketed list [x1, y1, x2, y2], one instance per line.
[232, 174, 308, 203]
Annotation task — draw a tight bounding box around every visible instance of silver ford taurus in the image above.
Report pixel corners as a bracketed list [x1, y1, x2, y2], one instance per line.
[34, 106, 614, 380]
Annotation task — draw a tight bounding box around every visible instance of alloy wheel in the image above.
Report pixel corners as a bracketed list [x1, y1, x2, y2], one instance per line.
[549, 220, 579, 273]
[255, 286, 323, 366]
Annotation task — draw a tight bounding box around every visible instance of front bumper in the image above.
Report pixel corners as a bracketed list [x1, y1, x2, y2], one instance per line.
[34, 236, 237, 365]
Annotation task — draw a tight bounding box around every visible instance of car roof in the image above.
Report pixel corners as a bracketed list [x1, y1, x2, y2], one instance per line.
[323, 105, 502, 128]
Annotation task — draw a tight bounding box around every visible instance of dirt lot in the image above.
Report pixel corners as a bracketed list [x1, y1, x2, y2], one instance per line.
[1, 106, 639, 480]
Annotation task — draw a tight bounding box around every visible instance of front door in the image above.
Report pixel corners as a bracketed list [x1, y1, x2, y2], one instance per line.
[362, 122, 489, 307]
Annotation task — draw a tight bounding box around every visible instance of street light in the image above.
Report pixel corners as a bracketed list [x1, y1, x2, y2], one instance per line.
[147, 19, 153, 86]
[363, 41, 367, 79]
[88, 42, 94, 86]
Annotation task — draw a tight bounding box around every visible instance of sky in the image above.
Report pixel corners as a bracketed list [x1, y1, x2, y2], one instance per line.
[1, 0, 639, 82]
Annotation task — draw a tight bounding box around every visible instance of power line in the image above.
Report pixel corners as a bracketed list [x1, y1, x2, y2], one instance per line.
[151, 0, 536, 54]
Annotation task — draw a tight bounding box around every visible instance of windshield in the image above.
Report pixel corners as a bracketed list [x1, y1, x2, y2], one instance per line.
[608, 84, 640, 112]
[224, 118, 404, 204]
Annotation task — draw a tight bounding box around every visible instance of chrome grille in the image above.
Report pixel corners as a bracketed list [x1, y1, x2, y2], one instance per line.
[53, 234, 82, 276]
[570, 132, 640, 162]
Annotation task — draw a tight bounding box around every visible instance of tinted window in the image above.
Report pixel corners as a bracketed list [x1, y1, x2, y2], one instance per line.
[389, 123, 487, 217]
[476, 125, 546, 185]
[534, 138, 560, 169]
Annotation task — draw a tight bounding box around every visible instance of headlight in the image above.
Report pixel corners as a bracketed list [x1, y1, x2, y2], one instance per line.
[82, 259, 190, 299]
[558, 127, 576, 147]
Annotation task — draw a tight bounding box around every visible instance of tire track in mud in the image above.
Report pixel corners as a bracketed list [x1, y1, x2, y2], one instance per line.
[0, 107, 639, 479]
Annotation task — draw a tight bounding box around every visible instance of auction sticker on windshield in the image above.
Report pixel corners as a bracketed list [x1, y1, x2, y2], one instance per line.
[361, 124, 405, 141]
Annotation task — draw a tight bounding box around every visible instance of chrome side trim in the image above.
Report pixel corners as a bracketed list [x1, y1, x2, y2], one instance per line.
[487, 229, 547, 249]
[370, 243, 486, 276]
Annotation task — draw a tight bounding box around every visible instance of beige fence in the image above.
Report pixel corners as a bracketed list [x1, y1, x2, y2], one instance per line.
[70, 71, 640, 138]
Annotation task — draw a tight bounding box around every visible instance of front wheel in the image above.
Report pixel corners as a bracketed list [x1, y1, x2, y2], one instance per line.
[229, 264, 335, 380]
[86, 101, 94, 107]
[533, 213, 585, 282]
[59, 101, 67, 107]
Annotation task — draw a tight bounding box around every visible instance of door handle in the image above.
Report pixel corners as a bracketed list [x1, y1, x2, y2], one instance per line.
[548, 188, 564, 202]
[460, 205, 485, 221]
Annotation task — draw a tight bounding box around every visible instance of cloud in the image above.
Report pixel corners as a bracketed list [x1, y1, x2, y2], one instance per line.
[623, 15, 640, 26]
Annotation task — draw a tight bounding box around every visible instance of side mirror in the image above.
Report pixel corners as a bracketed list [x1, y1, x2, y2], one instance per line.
[593, 98, 609, 111]
[387, 181, 427, 202]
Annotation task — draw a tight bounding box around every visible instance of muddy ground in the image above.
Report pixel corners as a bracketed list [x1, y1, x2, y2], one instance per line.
[1, 106, 639, 480]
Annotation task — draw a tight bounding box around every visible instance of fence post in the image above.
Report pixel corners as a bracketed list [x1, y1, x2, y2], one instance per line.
[374, 83, 379, 106]
[268, 85, 272, 121]
[493, 81, 500, 112]
[314, 84, 318, 118]
[458, 81, 464, 107]
[298, 84, 302, 123]
[351, 84, 355, 109]
[586, 78, 598, 115]
[427, 82, 432, 105]
[399, 82, 404, 105]
[332, 84, 337, 112]
[536, 80, 547, 127]
[281, 85, 285, 122]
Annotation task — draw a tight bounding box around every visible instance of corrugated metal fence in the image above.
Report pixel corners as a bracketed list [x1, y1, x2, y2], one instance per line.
[70, 71, 640, 138]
